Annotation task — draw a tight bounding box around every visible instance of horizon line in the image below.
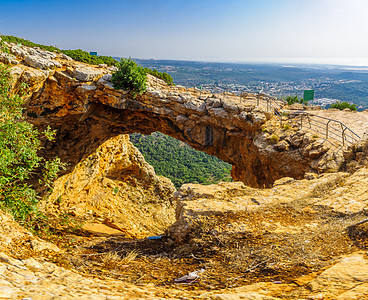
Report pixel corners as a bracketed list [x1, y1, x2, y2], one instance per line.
[124, 57, 368, 68]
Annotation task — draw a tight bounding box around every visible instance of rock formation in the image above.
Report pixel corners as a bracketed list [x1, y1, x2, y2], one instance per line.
[3, 41, 352, 187]
[45, 134, 176, 238]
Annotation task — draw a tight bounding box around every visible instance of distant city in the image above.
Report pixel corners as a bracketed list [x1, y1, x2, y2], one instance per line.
[197, 79, 360, 108]
[135, 59, 368, 111]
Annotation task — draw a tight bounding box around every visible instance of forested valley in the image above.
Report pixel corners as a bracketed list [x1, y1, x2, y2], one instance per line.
[130, 132, 232, 188]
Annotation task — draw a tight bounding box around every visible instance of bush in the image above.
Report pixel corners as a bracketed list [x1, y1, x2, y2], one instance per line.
[0, 64, 65, 223]
[61, 49, 118, 66]
[143, 68, 174, 85]
[330, 101, 357, 111]
[111, 58, 147, 96]
[284, 95, 306, 105]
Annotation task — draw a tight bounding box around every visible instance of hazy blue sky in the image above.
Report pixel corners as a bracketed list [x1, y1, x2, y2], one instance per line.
[1, 0, 368, 65]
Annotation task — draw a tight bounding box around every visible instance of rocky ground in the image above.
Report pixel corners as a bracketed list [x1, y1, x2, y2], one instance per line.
[1, 151, 368, 298]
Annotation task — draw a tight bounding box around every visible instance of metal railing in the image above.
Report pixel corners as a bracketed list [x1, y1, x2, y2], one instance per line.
[249, 93, 361, 147]
[289, 111, 361, 146]
[171, 81, 362, 147]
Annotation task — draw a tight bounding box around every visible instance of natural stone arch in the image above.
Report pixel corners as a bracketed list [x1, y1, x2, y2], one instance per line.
[7, 57, 342, 187]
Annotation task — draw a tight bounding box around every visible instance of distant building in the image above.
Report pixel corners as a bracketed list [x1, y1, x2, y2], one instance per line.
[89, 52, 98, 56]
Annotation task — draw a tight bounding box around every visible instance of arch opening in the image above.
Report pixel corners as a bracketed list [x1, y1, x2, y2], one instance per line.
[129, 132, 232, 188]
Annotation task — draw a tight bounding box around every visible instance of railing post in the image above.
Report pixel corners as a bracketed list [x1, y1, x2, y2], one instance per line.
[326, 120, 331, 139]
[300, 114, 303, 129]
[342, 125, 347, 146]
[307, 114, 311, 128]
[279, 109, 282, 126]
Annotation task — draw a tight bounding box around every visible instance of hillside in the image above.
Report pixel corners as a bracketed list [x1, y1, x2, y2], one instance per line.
[130, 132, 232, 188]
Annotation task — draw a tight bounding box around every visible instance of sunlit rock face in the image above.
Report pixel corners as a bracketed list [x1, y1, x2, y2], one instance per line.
[46, 134, 176, 238]
[6, 42, 347, 187]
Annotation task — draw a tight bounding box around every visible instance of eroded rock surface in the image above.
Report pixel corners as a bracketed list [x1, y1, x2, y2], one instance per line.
[46, 134, 176, 238]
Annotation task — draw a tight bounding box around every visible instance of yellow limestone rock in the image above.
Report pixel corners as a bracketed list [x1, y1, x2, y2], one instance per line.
[46, 134, 176, 238]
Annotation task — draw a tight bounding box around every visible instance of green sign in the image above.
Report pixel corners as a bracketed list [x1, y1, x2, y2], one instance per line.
[304, 90, 314, 102]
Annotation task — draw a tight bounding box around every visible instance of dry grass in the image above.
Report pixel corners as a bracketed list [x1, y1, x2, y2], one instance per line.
[171, 201, 363, 287]
[101, 249, 140, 269]
[309, 174, 346, 198]
[34, 196, 367, 293]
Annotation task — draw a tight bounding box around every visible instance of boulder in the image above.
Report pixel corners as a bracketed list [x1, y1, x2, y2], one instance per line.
[24, 55, 61, 70]
[72, 66, 104, 82]
[308, 253, 368, 297]
[0, 52, 18, 65]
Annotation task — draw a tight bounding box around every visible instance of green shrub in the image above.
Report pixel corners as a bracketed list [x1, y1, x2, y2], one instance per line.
[284, 95, 307, 105]
[330, 101, 357, 111]
[0, 64, 65, 223]
[143, 68, 174, 85]
[61, 49, 117, 66]
[111, 58, 147, 97]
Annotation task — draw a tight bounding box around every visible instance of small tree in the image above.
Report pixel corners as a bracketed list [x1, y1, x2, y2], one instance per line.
[111, 58, 147, 97]
[0, 63, 65, 223]
[330, 101, 357, 111]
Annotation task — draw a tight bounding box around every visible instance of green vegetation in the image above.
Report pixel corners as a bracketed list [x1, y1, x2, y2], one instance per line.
[60, 49, 118, 66]
[110, 60, 175, 94]
[112, 58, 147, 96]
[1, 35, 119, 66]
[1, 35, 175, 87]
[0, 63, 65, 224]
[268, 134, 280, 144]
[1, 35, 60, 53]
[130, 132, 232, 188]
[143, 68, 174, 85]
[284, 95, 306, 105]
[330, 101, 357, 111]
